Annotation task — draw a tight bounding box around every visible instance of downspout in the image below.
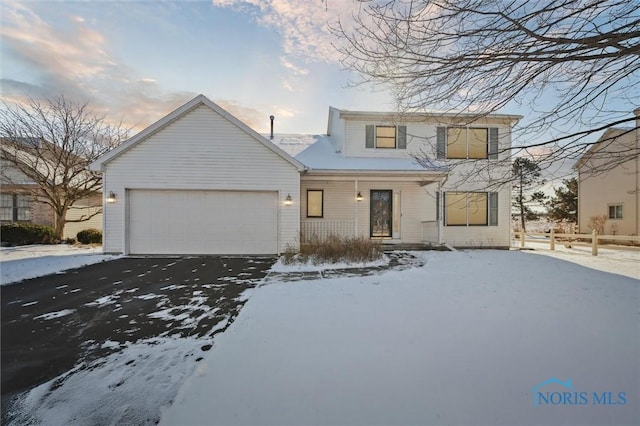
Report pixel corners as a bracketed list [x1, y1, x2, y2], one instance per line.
[635, 108, 639, 236]
[355, 179, 358, 237]
[439, 174, 448, 245]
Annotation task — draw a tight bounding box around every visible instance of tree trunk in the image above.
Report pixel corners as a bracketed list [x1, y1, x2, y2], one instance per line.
[54, 208, 67, 241]
[519, 176, 526, 232]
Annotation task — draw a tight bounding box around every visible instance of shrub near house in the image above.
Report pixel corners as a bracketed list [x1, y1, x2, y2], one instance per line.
[76, 228, 102, 244]
[0, 223, 56, 245]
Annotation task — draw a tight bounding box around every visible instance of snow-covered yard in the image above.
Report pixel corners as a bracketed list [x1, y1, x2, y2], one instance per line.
[3, 246, 638, 425]
[0, 245, 118, 285]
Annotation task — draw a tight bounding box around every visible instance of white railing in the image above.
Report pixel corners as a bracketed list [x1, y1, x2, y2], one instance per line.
[300, 221, 356, 243]
[421, 221, 440, 244]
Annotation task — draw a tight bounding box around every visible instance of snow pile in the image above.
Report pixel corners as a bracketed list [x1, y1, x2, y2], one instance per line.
[0, 245, 117, 285]
[160, 250, 639, 425]
[270, 255, 389, 272]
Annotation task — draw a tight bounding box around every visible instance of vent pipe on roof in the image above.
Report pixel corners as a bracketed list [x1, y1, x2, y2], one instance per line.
[269, 115, 275, 140]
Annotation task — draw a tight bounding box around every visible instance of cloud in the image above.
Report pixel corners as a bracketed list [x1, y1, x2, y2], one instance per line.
[0, 1, 257, 133]
[211, 0, 364, 64]
[280, 57, 308, 76]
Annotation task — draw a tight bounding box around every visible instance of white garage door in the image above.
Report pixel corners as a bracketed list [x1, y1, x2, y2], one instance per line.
[128, 190, 278, 255]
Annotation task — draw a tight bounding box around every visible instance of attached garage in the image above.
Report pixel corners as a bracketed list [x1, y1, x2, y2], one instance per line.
[128, 190, 278, 255]
[90, 95, 303, 255]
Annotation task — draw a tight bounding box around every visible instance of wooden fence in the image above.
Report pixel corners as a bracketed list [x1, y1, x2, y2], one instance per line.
[513, 230, 640, 256]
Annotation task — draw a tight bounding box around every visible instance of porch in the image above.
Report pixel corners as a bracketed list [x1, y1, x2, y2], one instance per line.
[299, 176, 442, 245]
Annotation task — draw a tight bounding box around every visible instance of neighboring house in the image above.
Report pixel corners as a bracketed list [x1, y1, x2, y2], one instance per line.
[574, 109, 640, 236]
[0, 138, 103, 240]
[90, 94, 521, 255]
[1, 158, 55, 227]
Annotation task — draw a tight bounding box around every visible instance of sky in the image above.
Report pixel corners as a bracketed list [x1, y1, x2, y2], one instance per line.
[0, 0, 637, 182]
[0, 0, 395, 134]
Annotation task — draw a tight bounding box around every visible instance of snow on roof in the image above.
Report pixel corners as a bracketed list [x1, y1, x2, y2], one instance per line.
[293, 134, 446, 172]
[263, 134, 317, 157]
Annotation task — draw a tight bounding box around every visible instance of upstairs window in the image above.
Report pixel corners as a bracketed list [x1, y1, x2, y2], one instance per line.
[376, 126, 396, 148]
[608, 205, 623, 219]
[437, 127, 499, 159]
[366, 125, 407, 150]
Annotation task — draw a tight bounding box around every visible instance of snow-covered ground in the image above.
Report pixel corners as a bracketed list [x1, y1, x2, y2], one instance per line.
[0, 245, 118, 285]
[513, 238, 639, 279]
[4, 246, 638, 425]
[160, 250, 638, 426]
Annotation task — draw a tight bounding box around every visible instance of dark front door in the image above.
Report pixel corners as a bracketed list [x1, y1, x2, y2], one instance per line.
[370, 190, 392, 237]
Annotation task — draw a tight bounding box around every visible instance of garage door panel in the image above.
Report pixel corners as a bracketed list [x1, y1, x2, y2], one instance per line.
[128, 190, 278, 255]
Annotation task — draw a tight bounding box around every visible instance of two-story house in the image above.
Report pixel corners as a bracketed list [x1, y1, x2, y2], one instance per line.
[90, 95, 521, 255]
[1, 138, 103, 240]
[296, 107, 520, 248]
[574, 109, 640, 236]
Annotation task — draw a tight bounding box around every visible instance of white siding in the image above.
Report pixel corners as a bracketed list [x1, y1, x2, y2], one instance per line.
[102, 105, 299, 254]
[327, 107, 345, 153]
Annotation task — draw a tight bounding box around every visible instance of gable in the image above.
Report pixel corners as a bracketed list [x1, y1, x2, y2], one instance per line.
[105, 105, 301, 181]
[90, 95, 304, 172]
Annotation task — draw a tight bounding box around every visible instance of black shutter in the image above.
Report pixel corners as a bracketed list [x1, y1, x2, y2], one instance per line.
[489, 192, 498, 225]
[436, 191, 440, 221]
[365, 125, 374, 148]
[488, 128, 499, 159]
[397, 126, 407, 149]
[436, 127, 446, 159]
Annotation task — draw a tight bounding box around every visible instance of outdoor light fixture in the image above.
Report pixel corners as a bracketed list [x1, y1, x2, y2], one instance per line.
[106, 191, 117, 203]
[356, 191, 363, 201]
[284, 194, 293, 206]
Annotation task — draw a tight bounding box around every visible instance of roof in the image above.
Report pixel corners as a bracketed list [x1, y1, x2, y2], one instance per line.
[333, 107, 523, 125]
[294, 135, 447, 174]
[264, 134, 317, 157]
[90, 95, 305, 171]
[573, 127, 636, 170]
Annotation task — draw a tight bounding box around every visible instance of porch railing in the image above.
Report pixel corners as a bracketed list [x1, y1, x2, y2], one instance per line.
[421, 220, 440, 244]
[300, 221, 355, 243]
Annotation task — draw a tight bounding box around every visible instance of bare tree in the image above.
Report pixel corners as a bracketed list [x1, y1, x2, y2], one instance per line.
[0, 97, 127, 240]
[333, 0, 640, 178]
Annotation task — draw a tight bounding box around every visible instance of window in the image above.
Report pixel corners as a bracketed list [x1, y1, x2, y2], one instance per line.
[444, 192, 498, 226]
[437, 127, 498, 159]
[375, 126, 396, 148]
[0, 194, 31, 222]
[365, 125, 407, 149]
[608, 205, 623, 219]
[307, 190, 323, 218]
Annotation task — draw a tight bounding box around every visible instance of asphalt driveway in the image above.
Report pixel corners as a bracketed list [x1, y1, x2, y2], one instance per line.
[1, 256, 275, 423]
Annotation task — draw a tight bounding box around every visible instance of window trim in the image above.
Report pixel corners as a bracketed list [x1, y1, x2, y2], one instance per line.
[375, 126, 397, 149]
[444, 191, 492, 227]
[306, 189, 324, 218]
[366, 125, 407, 150]
[446, 127, 488, 160]
[608, 204, 623, 219]
[438, 126, 497, 160]
[0, 193, 32, 222]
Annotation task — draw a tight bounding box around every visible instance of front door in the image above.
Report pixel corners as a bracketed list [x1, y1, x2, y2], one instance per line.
[370, 190, 392, 237]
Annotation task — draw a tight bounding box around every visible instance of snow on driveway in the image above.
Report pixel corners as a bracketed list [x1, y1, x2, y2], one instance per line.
[161, 250, 639, 426]
[0, 245, 118, 285]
